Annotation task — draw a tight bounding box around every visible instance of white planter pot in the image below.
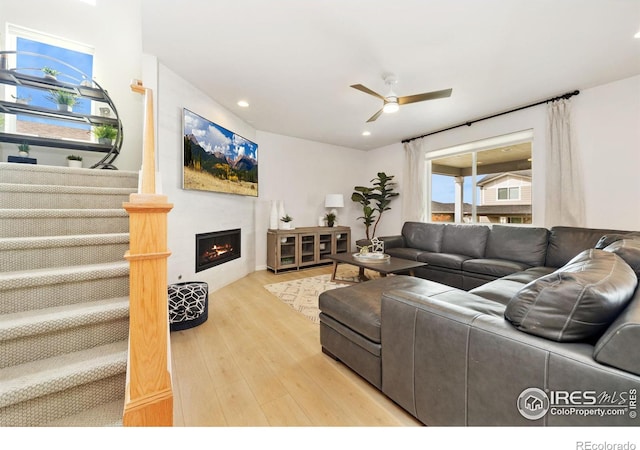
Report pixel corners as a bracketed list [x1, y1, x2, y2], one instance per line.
[57, 104, 72, 113]
[67, 160, 82, 168]
[19, 151, 29, 157]
[98, 137, 113, 145]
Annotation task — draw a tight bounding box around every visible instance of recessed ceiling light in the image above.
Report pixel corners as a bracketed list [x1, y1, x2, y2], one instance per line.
[237, 100, 249, 108]
[362, 131, 371, 136]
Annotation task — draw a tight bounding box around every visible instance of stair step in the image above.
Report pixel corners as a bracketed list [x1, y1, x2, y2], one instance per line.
[0, 297, 129, 368]
[0, 261, 129, 314]
[0, 209, 129, 238]
[0, 233, 129, 271]
[0, 183, 135, 209]
[0, 340, 127, 426]
[0, 162, 139, 189]
[44, 398, 124, 427]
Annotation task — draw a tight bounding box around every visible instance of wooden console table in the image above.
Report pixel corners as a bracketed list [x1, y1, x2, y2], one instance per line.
[266, 226, 350, 273]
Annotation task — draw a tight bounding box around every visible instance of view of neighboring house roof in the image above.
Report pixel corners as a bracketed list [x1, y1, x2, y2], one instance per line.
[476, 170, 532, 186]
[476, 204, 532, 215]
[432, 202, 531, 215]
[432, 201, 472, 214]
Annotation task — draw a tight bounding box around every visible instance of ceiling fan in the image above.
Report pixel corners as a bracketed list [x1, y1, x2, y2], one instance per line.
[351, 75, 452, 123]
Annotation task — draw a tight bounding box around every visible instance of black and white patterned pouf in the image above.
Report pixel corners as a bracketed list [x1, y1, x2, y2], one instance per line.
[168, 281, 209, 331]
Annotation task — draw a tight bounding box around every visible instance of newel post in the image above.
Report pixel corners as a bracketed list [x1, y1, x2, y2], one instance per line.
[122, 194, 174, 426]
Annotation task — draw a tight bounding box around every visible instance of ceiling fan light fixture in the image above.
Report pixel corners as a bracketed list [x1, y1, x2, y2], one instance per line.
[383, 100, 399, 114]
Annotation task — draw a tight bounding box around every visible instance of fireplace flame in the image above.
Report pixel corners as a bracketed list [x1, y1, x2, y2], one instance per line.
[202, 243, 234, 262]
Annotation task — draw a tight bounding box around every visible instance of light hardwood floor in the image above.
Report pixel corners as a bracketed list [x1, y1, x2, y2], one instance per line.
[170, 265, 422, 427]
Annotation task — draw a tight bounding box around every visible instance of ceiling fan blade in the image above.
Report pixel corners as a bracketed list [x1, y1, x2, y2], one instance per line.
[398, 88, 453, 105]
[351, 84, 386, 101]
[366, 108, 384, 122]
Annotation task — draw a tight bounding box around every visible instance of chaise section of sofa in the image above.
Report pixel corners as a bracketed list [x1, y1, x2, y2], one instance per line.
[319, 223, 640, 426]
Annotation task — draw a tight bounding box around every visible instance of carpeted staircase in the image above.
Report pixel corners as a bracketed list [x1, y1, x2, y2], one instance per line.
[0, 162, 138, 426]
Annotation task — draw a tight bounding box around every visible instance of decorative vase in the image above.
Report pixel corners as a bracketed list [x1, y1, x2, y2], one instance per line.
[269, 201, 279, 229]
[278, 201, 286, 229]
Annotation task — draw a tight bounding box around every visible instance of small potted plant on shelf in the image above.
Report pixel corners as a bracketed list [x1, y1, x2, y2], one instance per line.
[18, 142, 30, 157]
[11, 94, 31, 105]
[42, 66, 60, 80]
[325, 212, 336, 227]
[280, 214, 294, 230]
[67, 154, 83, 168]
[46, 89, 79, 112]
[93, 124, 117, 145]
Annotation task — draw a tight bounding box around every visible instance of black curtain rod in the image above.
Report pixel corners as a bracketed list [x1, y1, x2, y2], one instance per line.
[401, 89, 580, 144]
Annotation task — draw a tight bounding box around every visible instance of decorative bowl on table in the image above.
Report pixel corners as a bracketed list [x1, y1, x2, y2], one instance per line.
[353, 252, 390, 263]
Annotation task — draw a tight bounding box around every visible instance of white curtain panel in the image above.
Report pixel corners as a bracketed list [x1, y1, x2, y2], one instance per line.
[402, 138, 427, 223]
[545, 98, 585, 227]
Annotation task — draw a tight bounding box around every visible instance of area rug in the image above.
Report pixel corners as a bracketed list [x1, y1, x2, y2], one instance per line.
[264, 274, 349, 324]
[263, 266, 380, 324]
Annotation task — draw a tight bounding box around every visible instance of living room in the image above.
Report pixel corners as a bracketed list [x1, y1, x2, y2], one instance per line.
[0, 0, 639, 446]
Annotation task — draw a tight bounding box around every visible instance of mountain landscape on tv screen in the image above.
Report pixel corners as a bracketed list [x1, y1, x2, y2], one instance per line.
[182, 109, 258, 197]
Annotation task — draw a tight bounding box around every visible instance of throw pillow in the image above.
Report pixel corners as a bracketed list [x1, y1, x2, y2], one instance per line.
[595, 232, 640, 249]
[504, 249, 637, 342]
[603, 239, 640, 277]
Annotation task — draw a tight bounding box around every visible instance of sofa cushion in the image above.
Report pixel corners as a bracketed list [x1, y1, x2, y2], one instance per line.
[485, 224, 549, 267]
[545, 226, 625, 268]
[385, 247, 427, 261]
[319, 276, 452, 343]
[402, 222, 445, 253]
[504, 249, 638, 342]
[469, 267, 555, 305]
[417, 252, 473, 270]
[440, 224, 490, 259]
[462, 258, 531, 278]
[602, 239, 640, 277]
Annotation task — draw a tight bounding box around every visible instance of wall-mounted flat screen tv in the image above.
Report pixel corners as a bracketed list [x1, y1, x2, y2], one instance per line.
[182, 108, 258, 197]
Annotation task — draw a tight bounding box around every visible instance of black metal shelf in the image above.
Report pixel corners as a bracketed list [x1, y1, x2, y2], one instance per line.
[0, 100, 119, 127]
[0, 52, 123, 169]
[0, 69, 109, 102]
[0, 132, 116, 153]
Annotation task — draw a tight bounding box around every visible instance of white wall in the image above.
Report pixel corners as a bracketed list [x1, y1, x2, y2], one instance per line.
[365, 75, 640, 233]
[0, 0, 143, 171]
[154, 62, 257, 292]
[574, 75, 640, 230]
[255, 131, 366, 269]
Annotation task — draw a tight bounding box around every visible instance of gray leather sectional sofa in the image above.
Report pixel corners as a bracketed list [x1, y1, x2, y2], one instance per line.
[319, 223, 640, 426]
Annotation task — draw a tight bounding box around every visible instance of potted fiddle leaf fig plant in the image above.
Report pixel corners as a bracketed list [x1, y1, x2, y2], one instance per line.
[93, 124, 117, 145]
[46, 89, 79, 112]
[351, 172, 399, 240]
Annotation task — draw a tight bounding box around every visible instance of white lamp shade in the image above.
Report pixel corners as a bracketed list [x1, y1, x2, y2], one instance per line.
[325, 194, 344, 208]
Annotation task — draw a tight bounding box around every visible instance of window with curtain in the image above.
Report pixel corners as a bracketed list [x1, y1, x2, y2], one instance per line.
[426, 130, 534, 224]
